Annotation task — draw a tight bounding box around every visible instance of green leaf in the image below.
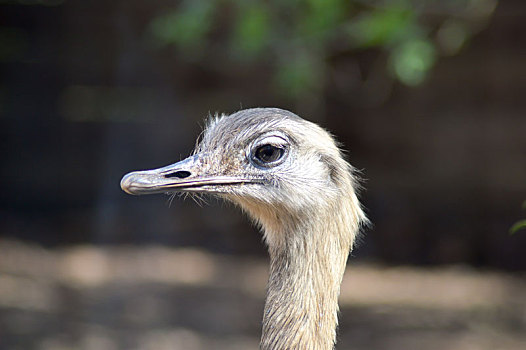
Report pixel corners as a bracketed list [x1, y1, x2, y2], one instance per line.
[297, 0, 346, 42]
[274, 54, 322, 98]
[389, 38, 436, 86]
[348, 8, 416, 48]
[149, 1, 215, 52]
[510, 220, 526, 235]
[232, 4, 271, 57]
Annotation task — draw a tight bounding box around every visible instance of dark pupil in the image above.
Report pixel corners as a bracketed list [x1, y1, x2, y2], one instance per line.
[256, 144, 283, 163]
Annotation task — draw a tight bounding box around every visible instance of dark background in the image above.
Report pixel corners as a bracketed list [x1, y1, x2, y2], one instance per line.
[1, 0, 525, 268]
[1, 1, 526, 349]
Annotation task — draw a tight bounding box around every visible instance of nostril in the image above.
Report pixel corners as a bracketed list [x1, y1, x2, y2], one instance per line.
[165, 170, 191, 179]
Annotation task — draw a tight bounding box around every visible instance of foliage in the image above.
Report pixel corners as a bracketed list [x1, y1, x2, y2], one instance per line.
[148, 0, 497, 99]
[510, 201, 526, 235]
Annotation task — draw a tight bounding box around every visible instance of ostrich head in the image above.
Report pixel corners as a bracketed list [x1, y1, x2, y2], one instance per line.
[121, 108, 367, 349]
[121, 107, 365, 248]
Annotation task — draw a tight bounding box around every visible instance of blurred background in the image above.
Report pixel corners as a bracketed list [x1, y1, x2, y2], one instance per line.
[1, 0, 526, 349]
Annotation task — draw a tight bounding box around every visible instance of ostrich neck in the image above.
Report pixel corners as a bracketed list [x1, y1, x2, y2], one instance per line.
[260, 216, 351, 350]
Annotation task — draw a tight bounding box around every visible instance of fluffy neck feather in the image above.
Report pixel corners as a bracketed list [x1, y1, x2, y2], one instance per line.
[262, 223, 348, 349]
[238, 186, 362, 350]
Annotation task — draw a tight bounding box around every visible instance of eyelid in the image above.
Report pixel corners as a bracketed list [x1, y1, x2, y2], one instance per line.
[253, 135, 288, 148]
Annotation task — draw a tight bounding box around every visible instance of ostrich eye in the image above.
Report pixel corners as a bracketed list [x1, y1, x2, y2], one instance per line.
[253, 144, 285, 166]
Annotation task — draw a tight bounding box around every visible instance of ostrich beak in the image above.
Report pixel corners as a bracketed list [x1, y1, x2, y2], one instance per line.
[120, 154, 256, 195]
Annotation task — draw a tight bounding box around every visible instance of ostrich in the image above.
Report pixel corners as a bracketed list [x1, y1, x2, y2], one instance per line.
[120, 108, 367, 349]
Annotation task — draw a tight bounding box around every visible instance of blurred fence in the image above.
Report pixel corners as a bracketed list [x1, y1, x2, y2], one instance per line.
[0, 0, 526, 269]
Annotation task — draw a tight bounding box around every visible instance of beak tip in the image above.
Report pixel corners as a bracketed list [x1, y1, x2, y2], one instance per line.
[120, 172, 136, 195]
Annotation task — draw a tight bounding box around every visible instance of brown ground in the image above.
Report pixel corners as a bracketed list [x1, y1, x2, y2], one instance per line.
[1, 239, 525, 350]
